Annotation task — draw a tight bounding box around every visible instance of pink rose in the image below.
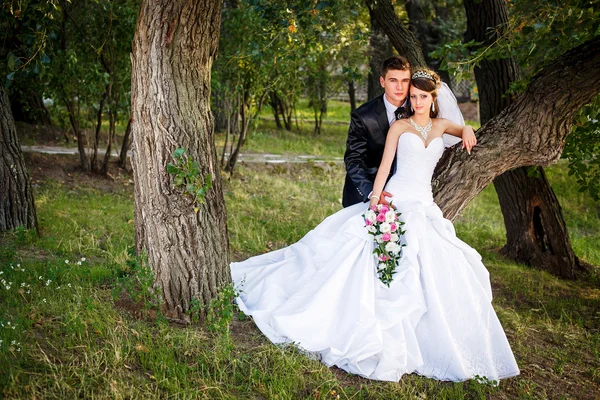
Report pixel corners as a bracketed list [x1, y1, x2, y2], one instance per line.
[382, 233, 391, 242]
[376, 213, 386, 222]
[379, 254, 388, 262]
[380, 205, 389, 214]
[365, 219, 373, 226]
[390, 223, 397, 232]
[370, 205, 377, 211]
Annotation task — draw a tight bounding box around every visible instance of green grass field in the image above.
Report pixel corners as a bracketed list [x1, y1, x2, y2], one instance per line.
[2, 106, 600, 398]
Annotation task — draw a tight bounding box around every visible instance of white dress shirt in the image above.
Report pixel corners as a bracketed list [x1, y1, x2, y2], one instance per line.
[383, 94, 409, 126]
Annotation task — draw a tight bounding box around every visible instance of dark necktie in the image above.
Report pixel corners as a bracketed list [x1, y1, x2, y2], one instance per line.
[394, 106, 406, 120]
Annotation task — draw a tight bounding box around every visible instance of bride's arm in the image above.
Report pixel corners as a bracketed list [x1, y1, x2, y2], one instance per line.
[369, 123, 402, 208]
[438, 118, 477, 154]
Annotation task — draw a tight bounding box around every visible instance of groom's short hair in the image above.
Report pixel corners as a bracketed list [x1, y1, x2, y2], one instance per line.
[381, 56, 411, 77]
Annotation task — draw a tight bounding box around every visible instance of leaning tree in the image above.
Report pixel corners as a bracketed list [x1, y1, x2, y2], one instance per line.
[365, 0, 597, 278]
[463, 0, 582, 278]
[130, 0, 230, 321]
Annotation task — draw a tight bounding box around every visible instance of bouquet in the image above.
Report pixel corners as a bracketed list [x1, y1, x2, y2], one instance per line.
[363, 204, 406, 287]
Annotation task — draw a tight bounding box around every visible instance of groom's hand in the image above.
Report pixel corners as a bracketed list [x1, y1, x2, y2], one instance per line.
[379, 190, 394, 208]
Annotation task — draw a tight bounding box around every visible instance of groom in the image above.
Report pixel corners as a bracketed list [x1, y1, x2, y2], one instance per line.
[342, 55, 412, 207]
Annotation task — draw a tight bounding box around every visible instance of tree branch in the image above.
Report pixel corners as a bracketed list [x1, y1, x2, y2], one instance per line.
[433, 35, 600, 220]
[364, 0, 427, 67]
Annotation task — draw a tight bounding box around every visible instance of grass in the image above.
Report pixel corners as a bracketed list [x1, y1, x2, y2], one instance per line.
[2, 107, 600, 398]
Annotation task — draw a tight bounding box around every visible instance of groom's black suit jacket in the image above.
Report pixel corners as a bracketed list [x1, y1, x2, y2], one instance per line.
[342, 95, 411, 207]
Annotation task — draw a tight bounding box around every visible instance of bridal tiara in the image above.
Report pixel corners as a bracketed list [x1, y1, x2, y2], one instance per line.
[412, 70, 434, 81]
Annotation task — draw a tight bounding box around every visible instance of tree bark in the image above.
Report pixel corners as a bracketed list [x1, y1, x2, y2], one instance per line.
[432, 36, 600, 220]
[463, 0, 581, 278]
[0, 87, 38, 233]
[365, 0, 427, 68]
[494, 167, 580, 277]
[367, 12, 394, 100]
[131, 0, 230, 321]
[405, 1, 451, 84]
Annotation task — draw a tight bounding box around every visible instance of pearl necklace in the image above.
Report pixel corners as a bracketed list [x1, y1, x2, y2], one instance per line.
[409, 117, 432, 141]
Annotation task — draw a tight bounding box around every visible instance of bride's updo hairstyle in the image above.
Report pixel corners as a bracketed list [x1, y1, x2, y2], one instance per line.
[410, 68, 441, 118]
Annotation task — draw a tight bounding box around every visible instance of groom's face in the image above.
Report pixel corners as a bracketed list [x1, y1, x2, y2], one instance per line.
[380, 69, 411, 106]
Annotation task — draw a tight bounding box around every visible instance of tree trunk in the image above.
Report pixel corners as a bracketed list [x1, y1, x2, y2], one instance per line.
[280, 96, 293, 131]
[464, 0, 581, 278]
[367, 12, 394, 100]
[118, 116, 132, 169]
[432, 36, 600, 220]
[64, 97, 90, 172]
[0, 87, 38, 233]
[405, 1, 451, 84]
[131, 0, 230, 321]
[91, 90, 107, 172]
[101, 109, 115, 175]
[494, 167, 580, 278]
[270, 91, 282, 130]
[348, 80, 357, 113]
[365, 0, 427, 68]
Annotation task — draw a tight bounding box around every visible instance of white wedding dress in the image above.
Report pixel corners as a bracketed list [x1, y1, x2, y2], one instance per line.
[230, 132, 520, 382]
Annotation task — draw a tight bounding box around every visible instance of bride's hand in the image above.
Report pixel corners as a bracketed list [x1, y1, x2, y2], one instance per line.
[370, 190, 394, 209]
[461, 126, 477, 154]
[379, 190, 393, 207]
[370, 197, 379, 208]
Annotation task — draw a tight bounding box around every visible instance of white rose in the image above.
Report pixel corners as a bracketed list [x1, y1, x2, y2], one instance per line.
[375, 235, 383, 244]
[385, 242, 400, 254]
[385, 210, 396, 222]
[390, 233, 399, 242]
[367, 225, 377, 233]
[380, 222, 391, 233]
[365, 210, 377, 223]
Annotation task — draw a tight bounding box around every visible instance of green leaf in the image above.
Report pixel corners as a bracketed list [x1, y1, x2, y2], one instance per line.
[166, 163, 178, 174]
[173, 148, 185, 158]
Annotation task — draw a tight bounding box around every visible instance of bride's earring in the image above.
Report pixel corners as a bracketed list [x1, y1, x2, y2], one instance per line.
[431, 103, 435, 112]
[410, 105, 414, 112]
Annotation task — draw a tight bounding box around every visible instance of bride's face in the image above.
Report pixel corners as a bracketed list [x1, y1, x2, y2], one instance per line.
[410, 86, 433, 115]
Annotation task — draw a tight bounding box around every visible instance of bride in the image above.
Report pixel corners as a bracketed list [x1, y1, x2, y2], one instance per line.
[230, 68, 520, 383]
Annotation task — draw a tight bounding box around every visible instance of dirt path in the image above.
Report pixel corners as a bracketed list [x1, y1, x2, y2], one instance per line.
[21, 145, 343, 164]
